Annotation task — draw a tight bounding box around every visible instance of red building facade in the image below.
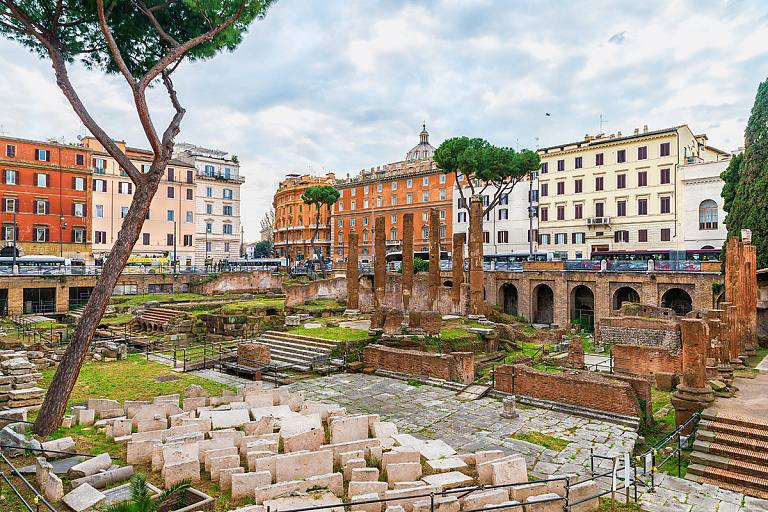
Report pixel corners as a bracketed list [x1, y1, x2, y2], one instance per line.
[0, 136, 93, 260]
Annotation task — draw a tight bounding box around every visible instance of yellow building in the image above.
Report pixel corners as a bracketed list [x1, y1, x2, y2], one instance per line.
[536, 125, 728, 259]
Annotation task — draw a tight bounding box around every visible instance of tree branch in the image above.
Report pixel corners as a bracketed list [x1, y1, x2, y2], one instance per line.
[132, 0, 179, 47]
[96, 0, 136, 85]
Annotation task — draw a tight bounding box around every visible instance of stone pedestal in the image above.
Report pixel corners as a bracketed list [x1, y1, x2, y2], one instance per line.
[452, 233, 465, 314]
[566, 337, 584, 369]
[347, 232, 359, 311]
[672, 318, 715, 433]
[374, 216, 386, 310]
[468, 195, 484, 315]
[402, 213, 414, 312]
[500, 396, 519, 419]
[428, 208, 440, 311]
[671, 386, 714, 435]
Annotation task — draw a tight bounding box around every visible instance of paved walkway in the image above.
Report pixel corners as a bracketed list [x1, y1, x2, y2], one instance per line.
[710, 352, 768, 422]
[284, 373, 768, 512]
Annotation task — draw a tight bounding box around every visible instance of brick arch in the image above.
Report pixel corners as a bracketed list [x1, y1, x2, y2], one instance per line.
[569, 284, 595, 325]
[0, 243, 23, 257]
[532, 283, 554, 324]
[500, 282, 518, 316]
[612, 286, 641, 310]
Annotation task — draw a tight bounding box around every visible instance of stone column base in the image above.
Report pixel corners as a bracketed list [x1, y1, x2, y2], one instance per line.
[344, 309, 361, 316]
[671, 385, 715, 435]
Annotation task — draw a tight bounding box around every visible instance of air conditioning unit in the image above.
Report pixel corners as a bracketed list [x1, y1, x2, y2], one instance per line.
[586, 217, 610, 225]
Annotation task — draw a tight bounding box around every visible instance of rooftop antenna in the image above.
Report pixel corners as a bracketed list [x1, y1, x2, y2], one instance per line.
[599, 114, 609, 134]
[79, 121, 87, 140]
[0, 124, 6, 136]
[535, 137, 540, 150]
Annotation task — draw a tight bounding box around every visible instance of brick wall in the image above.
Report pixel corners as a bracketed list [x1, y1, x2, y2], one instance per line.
[495, 364, 644, 419]
[613, 344, 682, 377]
[190, 270, 290, 295]
[363, 344, 474, 384]
[597, 317, 681, 353]
[237, 342, 270, 369]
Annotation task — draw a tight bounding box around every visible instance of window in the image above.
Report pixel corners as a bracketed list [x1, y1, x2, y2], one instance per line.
[540, 233, 551, 245]
[574, 204, 583, 219]
[186, 211, 193, 223]
[595, 202, 604, 217]
[660, 168, 671, 184]
[638, 146, 648, 160]
[167, 233, 175, 246]
[391, 214, 397, 223]
[2, 198, 15, 212]
[350, 218, 356, 227]
[363, 216, 369, 226]
[5, 144, 16, 158]
[498, 209, 508, 220]
[555, 233, 567, 244]
[73, 229, 85, 243]
[614, 230, 629, 243]
[206, 204, 213, 215]
[223, 224, 233, 234]
[575, 156, 583, 169]
[661, 228, 671, 241]
[617, 174, 626, 189]
[458, 211, 467, 223]
[422, 226, 429, 239]
[660, 142, 671, 157]
[390, 227, 397, 240]
[540, 207, 549, 222]
[440, 209, 446, 220]
[699, 199, 718, 229]
[439, 189, 446, 200]
[167, 186, 174, 199]
[439, 174, 446, 184]
[93, 178, 107, 192]
[3, 226, 15, 241]
[362, 229, 369, 243]
[572, 232, 585, 244]
[407, 179, 412, 188]
[186, 188, 193, 200]
[206, 187, 212, 197]
[36, 227, 48, 242]
[121, 206, 128, 218]
[92, 204, 102, 218]
[206, 242, 212, 252]
[638, 198, 648, 215]
[72, 176, 85, 191]
[541, 183, 549, 197]
[422, 191, 429, 202]
[184, 234, 192, 246]
[35, 149, 50, 162]
[120, 169, 128, 176]
[224, 242, 230, 252]
[168, 168, 175, 182]
[638, 171, 648, 186]
[541, 162, 548, 174]
[337, 231, 343, 243]
[167, 210, 174, 222]
[557, 159, 565, 172]
[391, 195, 397, 206]
[224, 168, 231, 180]
[206, 222, 212, 233]
[363, 198, 369, 208]
[392, 182, 397, 190]
[95, 231, 106, 244]
[595, 176, 604, 191]
[204, 164, 214, 177]
[617, 200, 626, 217]
[498, 193, 508, 206]
[557, 182, 565, 195]
[498, 231, 509, 243]
[363, 186, 369, 194]
[338, 202, 343, 212]
[351, 200, 356, 210]
[557, 205, 565, 220]
[638, 229, 648, 242]
[4, 169, 16, 185]
[574, 179, 582, 194]
[423, 177, 429, 186]
[187, 170, 194, 184]
[377, 196, 382, 207]
[405, 193, 412, 205]
[118, 182, 132, 194]
[660, 196, 671, 214]
[483, 231, 490, 244]
[617, 149, 626, 163]
[223, 189, 233, 199]
[351, 188, 356, 196]
[73, 203, 85, 217]
[36, 173, 48, 187]
[377, 183, 382, 192]
[529, 190, 538, 202]
[35, 200, 48, 214]
[595, 153, 604, 166]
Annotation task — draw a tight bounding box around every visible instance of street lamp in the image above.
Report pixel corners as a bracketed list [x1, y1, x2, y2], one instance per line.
[12, 209, 17, 271]
[173, 220, 177, 272]
[60, 215, 66, 257]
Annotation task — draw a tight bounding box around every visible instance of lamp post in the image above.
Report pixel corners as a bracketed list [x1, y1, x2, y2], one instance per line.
[12, 209, 17, 271]
[173, 220, 177, 272]
[60, 215, 65, 257]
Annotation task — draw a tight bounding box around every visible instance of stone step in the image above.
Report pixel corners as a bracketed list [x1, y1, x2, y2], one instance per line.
[263, 330, 340, 348]
[702, 409, 768, 432]
[258, 339, 331, 357]
[703, 431, 768, 452]
[703, 420, 768, 443]
[686, 464, 768, 498]
[266, 346, 324, 364]
[694, 438, 768, 466]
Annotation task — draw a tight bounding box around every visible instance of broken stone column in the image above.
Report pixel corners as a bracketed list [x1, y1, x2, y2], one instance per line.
[452, 232, 465, 314]
[428, 207, 440, 311]
[671, 318, 714, 434]
[744, 234, 757, 354]
[566, 337, 584, 369]
[500, 396, 519, 419]
[468, 194, 484, 316]
[374, 215, 386, 310]
[346, 232, 359, 313]
[722, 303, 744, 369]
[725, 232, 758, 359]
[402, 212, 414, 312]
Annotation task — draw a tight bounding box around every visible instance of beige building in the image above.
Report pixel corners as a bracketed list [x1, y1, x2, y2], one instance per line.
[84, 138, 197, 266]
[536, 125, 729, 259]
[175, 144, 243, 264]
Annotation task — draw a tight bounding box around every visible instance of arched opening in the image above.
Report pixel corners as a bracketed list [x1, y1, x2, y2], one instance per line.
[613, 287, 640, 310]
[443, 280, 453, 287]
[571, 285, 594, 332]
[0, 245, 20, 257]
[533, 284, 554, 324]
[266, 308, 278, 316]
[662, 288, 693, 316]
[502, 283, 518, 316]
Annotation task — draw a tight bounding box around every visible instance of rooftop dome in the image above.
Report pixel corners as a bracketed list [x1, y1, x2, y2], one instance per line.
[406, 124, 435, 161]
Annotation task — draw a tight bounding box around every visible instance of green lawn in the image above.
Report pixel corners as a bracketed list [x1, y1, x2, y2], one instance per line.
[111, 292, 210, 306]
[288, 324, 370, 342]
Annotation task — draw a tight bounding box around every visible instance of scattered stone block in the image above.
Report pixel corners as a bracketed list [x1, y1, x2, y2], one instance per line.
[371, 421, 398, 438]
[382, 449, 420, 470]
[474, 450, 505, 466]
[127, 440, 156, 465]
[62, 483, 106, 512]
[76, 408, 95, 426]
[351, 467, 379, 482]
[351, 492, 381, 512]
[490, 456, 527, 485]
[210, 454, 241, 481]
[340, 450, 366, 466]
[246, 394, 274, 409]
[344, 458, 367, 481]
[524, 493, 562, 512]
[510, 482, 548, 503]
[45, 472, 64, 502]
[183, 397, 208, 412]
[68, 453, 112, 479]
[567, 481, 599, 512]
[425, 458, 467, 475]
[209, 409, 251, 429]
[219, 466, 244, 491]
[477, 455, 523, 485]
[413, 496, 459, 512]
[461, 489, 508, 509]
[87, 399, 121, 418]
[71, 466, 134, 490]
[243, 416, 275, 436]
[137, 416, 167, 432]
[164, 460, 201, 487]
[232, 471, 272, 499]
[264, 491, 342, 512]
[153, 394, 180, 405]
[209, 429, 244, 450]
[283, 426, 324, 453]
[330, 415, 370, 444]
[180, 417, 212, 433]
[184, 384, 211, 399]
[383, 485, 441, 512]
[422, 471, 474, 490]
[247, 451, 273, 471]
[205, 447, 239, 472]
[111, 419, 133, 439]
[416, 440, 456, 461]
[41, 436, 76, 459]
[275, 450, 333, 482]
[386, 462, 422, 485]
[349, 481, 388, 498]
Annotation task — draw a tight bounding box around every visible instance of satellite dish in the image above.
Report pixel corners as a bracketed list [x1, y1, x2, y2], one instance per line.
[77, 135, 82, 140]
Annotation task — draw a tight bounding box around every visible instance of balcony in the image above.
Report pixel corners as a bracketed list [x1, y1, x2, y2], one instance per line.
[197, 171, 245, 183]
[386, 239, 402, 246]
[586, 217, 611, 226]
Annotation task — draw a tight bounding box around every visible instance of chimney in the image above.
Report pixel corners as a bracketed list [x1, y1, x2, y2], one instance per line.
[634, 128, 640, 135]
[585, 134, 590, 141]
[617, 131, 622, 137]
[643, 125, 649, 133]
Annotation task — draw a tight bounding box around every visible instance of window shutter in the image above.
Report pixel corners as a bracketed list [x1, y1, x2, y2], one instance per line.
[33, 173, 38, 185]
[102, 180, 107, 192]
[71, 229, 76, 242]
[34, 149, 39, 160]
[1, 200, 5, 213]
[45, 228, 49, 242]
[15, 227, 19, 241]
[128, 183, 132, 194]
[93, 179, 97, 191]
[1, 170, 5, 185]
[614, 231, 619, 243]
[45, 201, 50, 214]
[72, 177, 76, 190]
[71, 203, 75, 216]
[46, 174, 50, 187]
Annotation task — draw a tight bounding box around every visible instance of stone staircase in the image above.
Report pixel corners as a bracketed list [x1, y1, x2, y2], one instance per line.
[687, 409, 768, 499]
[256, 330, 345, 371]
[135, 308, 181, 331]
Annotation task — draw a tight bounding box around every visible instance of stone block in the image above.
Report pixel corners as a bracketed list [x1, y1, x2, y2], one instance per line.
[383, 485, 441, 512]
[87, 399, 121, 418]
[111, 419, 133, 439]
[300, 401, 339, 421]
[544, 474, 577, 497]
[126, 441, 153, 466]
[425, 458, 467, 475]
[123, 400, 152, 417]
[343, 458, 367, 481]
[184, 384, 211, 398]
[416, 440, 456, 461]
[655, 372, 678, 392]
[68, 453, 112, 479]
[386, 462, 422, 485]
[392, 482, 426, 490]
[137, 416, 167, 432]
[250, 404, 299, 422]
[198, 437, 235, 463]
[349, 480, 388, 498]
[41, 436, 76, 459]
[382, 449, 420, 470]
[219, 466, 244, 491]
[351, 467, 379, 482]
[490, 456, 527, 485]
[340, 450, 366, 466]
[524, 493, 562, 512]
[131, 430, 163, 443]
[36, 457, 52, 490]
[163, 443, 199, 468]
[245, 394, 275, 409]
[164, 460, 201, 487]
[210, 429, 244, 449]
[180, 417, 212, 433]
[253, 473, 343, 505]
[326, 438, 381, 465]
[283, 426, 325, 453]
[183, 397, 208, 412]
[205, 447, 239, 472]
[247, 451, 274, 471]
[154, 393, 180, 405]
[461, 489, 509, 509]
[567, 481, 599, 512]
[245, 439, 278, 456]
[477, 455, 522, 485]
[264, 491, 343, 512]
[45, 472, 64, 502]
[169, 411, 195, 427]
[330, 415, 370, 444]
[243, 416, 275, 436]
[474, 450, 505, 466]
[371, 421, 398, 438]
[232, 471, 272, 500]
[280, 413, 321, 437]
[62, 483, 106, 512]
[510, 482, 548, 503]
[275, 450, 333, 482]
[209, 409, 251, 429]
[413, 496, 459, 512]
[351, 492, 382, 512]
[366, 445, 383, 464]
[421, 471, 473, 490]
[210, 454, 241, 481]
[76, 408, 95, 426]
[130, 404, 166, 428]
[70, 466, 135, 491]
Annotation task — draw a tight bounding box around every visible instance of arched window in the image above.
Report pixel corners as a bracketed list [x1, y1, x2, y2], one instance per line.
[440, 223, 447, 239]
[337, 231, 343, 243]
[422, 226, 429, 240]
[362, 229, 369, 242]
[390, 227, 397, 241]
[699, 200, 718, 230]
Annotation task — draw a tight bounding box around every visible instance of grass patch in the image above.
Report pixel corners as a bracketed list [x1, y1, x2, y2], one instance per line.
[597, 497, 641, 511]
[38, 354, 233, 408]
[287, 325, 369, 342]
[406, 380, 424, 387]
[300, 299, 345, 310]
[508, 431, 569, 452]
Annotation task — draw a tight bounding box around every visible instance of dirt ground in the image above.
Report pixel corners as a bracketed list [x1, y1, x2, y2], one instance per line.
[709, 354, 768, 422]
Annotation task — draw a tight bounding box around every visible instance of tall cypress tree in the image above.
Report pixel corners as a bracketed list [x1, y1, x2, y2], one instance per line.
[722, 78, 768, 269]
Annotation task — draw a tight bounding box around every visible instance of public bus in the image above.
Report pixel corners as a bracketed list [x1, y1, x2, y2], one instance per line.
[227, 258, 287, 271]
[385, 250, 451, 270]
[0, 255, 68, 274]
[589, 249, 721, 262]
[122, 254, 170, 274]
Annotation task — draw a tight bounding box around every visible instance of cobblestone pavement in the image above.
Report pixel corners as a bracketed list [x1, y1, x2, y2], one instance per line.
[285, 373, 768, 512]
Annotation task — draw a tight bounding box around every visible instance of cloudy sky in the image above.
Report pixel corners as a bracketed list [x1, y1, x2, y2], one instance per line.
[1, 0, 767, 240]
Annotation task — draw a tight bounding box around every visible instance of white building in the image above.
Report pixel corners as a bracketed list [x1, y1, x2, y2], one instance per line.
[452, 176, 539, 255]
[175, 144, 243, 264]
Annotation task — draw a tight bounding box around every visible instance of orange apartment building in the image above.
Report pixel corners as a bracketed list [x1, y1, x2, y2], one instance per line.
[332, 126, 454, 264]
[273, 173, 336, 264]
[82, 137, 198, 266]
[0, 136, 93, 261]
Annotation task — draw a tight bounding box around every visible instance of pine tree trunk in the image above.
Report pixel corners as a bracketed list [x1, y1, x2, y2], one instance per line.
[311, 211, 327, 279]
[33, 182, 158, 435]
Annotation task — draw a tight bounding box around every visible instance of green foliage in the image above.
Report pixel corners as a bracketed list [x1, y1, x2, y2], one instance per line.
[395, 257, 429, 274]
[721, 78, 768, 268]
[107, 473, 191, 512]
[253, 240, 273, 258]
[301, 185, 340, 208]
[0, 1, 276, 77]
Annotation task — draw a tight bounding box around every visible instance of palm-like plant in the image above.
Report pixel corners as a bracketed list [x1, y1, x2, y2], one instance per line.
[107, 473, 192, 512]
